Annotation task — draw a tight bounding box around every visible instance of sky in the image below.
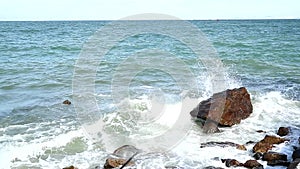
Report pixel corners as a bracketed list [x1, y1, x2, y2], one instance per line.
[0, 0, 300, 21]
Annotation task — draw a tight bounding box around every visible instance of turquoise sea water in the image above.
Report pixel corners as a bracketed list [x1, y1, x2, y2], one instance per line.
[0, 20, 299, 169]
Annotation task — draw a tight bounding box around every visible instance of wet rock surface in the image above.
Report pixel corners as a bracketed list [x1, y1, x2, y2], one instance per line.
[104, 158, 134, 169]
[103, 145, 139, 169]
[63, 166, 78, 169]
[292, 149, 300, 160]
[253, 135, 287, 153]
[288, 158, 300, 169]
[253, 142, 273, 153]
[253, 152, 263, 160]
[277, 127, 289, 136]
[243, 160, 263, 168]
[203, 166, 225, 169]
[190, 87, 253, 128]
[262, 152, 287, 161]
[63, 99, 71, 105]
[221, 159, 242, 167]
[200, 141, 246, 150]
[267, 160, 290, 167]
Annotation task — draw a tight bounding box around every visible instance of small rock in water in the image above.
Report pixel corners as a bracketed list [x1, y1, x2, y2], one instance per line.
[243, 160, 263, 168]
[165, 166, 184, 169]
[253, 135, 287, 153]
[267, 160, 290, 167]
[200, 141, 246, 150]
[103, 145, 138, 169]
[63, 100, 71, 105]
[63, 166, 78, 169]
[253, 152, 263, 160]
[253, 142, 273, 153]
[262, 152, 287, 161]
[246, 141, 256, 145]
[236, 144, 247, 151]
[261, 135, 288, 144]
[203, 166, 225, 169]
[277, 127, 289, 136]
[256, 130, 266, 133]
[221, 159, 242, 167]
[104, 158, 134, 169]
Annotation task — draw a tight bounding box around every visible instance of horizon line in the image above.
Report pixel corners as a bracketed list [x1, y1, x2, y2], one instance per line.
[0, 18, 299, 22]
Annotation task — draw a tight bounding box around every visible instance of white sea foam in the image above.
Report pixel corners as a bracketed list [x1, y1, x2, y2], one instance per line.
[0, 90, 299, 169]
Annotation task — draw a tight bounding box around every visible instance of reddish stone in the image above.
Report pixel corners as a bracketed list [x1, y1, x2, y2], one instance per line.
[190, 87, 252, 127]
[104, 158, 134, 169]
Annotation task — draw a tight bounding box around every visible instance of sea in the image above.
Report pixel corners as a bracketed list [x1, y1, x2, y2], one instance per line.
[0, 20, 299, 169]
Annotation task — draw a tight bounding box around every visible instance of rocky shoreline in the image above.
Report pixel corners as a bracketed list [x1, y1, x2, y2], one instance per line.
[63, 87, 300, 169]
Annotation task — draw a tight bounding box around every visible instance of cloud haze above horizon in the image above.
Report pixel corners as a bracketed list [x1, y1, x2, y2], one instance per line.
[0, 0, 300, 21]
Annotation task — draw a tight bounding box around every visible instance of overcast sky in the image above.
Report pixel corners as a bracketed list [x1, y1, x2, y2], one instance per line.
[0, 0, 299, 21]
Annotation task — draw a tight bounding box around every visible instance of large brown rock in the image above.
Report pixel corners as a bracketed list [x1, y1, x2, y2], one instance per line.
[190, 87, 253, 126]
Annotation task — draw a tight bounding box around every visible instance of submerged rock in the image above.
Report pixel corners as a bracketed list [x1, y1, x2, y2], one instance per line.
[203, 166, 225, 169]
[277, 127, 289, 136]
[267, 160, 290, 167]
[292, 149, 300, 160]
[165, 166, 185, 169]
[63, 166, 78, 169]
[262, 152, 287, 161]
[190, 87, 253, 127]
[200, 141, 246, 151]
[288, 158, 300, 169]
